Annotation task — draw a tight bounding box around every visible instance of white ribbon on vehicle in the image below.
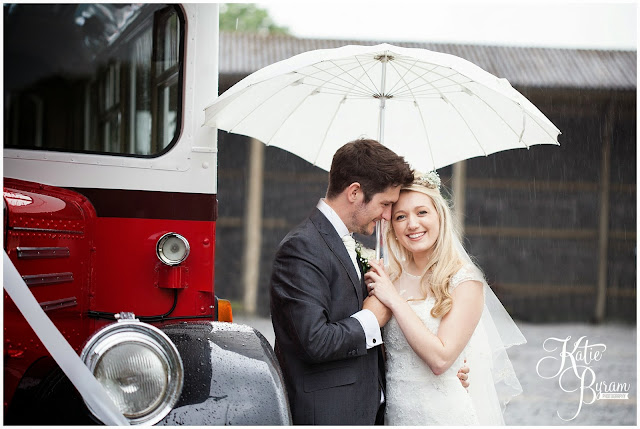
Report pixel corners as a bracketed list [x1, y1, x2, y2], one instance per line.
[3, 252, 129, 426]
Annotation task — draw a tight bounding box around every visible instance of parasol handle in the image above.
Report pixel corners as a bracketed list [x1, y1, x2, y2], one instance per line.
[378, 98, 386, 145]
[375, 221, 381, 260]
[375, 53, 389, 260]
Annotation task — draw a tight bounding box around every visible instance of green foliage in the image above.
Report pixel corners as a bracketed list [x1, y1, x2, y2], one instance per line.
[219, 3, 289, 35]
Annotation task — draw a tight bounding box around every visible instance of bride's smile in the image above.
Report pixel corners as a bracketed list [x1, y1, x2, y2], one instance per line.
[407, 232, 426, 240]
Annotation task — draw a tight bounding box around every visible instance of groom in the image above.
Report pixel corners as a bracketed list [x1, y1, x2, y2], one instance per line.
[269, 139, 414, 425]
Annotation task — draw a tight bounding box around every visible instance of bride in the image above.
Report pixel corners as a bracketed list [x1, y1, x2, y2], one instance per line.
[365, 171, 525, 425]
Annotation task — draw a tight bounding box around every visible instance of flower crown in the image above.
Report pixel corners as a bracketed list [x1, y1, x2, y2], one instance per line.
[413, 170, 441, 189]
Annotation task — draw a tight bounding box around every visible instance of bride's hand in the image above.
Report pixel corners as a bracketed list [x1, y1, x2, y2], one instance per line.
[364, 259, 402, 309]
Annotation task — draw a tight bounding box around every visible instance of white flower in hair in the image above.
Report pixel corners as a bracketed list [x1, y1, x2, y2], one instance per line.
[414, 170, 441, 189]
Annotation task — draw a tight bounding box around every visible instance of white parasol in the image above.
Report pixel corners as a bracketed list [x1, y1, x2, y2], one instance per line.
[204, 43, 560, 255]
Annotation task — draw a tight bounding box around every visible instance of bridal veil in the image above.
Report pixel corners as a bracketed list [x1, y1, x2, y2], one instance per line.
[454, 237, 526, 425]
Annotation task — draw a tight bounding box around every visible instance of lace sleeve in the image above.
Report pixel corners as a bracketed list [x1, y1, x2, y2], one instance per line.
[450, 264, 484, 293]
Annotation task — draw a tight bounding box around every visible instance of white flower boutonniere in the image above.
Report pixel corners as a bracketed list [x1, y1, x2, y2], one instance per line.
[355, 242, 376, 273]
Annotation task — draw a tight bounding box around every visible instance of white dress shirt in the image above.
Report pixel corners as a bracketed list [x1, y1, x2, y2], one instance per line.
[316, 199, 383, 349]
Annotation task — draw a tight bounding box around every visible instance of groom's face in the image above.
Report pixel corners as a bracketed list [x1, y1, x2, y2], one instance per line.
[351, 185, 401, 235]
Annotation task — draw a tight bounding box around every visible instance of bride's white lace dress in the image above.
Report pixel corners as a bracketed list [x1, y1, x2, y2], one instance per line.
[383, 264, 487, 426]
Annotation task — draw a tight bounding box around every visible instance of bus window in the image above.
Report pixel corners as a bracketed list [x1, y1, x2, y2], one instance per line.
[3, 4, 184, 157]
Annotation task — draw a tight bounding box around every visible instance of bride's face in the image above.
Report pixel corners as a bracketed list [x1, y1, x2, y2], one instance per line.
[391, 191, 440, 260]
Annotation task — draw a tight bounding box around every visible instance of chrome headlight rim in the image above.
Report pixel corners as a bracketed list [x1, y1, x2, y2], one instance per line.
[80, 320, 184, 425]
[156, 232, 190, 266]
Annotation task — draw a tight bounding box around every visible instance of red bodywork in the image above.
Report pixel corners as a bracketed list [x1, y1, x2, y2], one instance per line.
[3, 178, 216, 412]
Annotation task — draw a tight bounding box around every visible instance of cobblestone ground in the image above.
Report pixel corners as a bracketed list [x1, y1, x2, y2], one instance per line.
[234, 315, 637, 426]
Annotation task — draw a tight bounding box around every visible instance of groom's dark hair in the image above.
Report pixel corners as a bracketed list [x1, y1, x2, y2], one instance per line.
[327, 138, 414, 203]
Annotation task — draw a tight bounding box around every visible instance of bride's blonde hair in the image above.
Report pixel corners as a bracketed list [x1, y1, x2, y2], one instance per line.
[384, 175, 463, 318]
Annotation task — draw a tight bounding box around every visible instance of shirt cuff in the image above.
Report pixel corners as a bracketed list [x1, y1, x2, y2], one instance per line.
[351, 309, 383, 349]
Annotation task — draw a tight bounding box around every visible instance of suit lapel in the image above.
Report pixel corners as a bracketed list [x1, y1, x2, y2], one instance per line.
[310, 209, 364, 304]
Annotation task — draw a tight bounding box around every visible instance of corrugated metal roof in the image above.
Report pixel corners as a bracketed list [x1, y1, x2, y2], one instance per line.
[219, 32, 636, 90]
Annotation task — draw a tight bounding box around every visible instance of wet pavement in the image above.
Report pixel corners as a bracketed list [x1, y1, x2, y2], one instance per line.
[234, 315, 637, 426]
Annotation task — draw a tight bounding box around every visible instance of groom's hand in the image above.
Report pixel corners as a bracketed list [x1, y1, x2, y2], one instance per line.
[363, 295, 392, 327]
[457, 359, 470, 388]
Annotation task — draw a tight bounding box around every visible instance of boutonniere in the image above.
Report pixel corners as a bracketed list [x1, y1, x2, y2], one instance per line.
[355, 242, 376, 273]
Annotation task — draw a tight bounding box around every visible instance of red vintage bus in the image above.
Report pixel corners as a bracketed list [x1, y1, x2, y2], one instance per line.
[3, 3, 290, 425]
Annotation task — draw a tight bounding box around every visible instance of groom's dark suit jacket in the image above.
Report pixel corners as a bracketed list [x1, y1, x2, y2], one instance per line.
[270, 208, 384, 425]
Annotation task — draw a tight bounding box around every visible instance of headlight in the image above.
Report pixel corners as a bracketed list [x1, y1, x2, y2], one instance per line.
[156, 232, 190, 266]
[80, 317, 183, 425]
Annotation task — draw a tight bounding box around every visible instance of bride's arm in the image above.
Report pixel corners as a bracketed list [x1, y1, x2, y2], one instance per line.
[366, 260, 483, 375]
